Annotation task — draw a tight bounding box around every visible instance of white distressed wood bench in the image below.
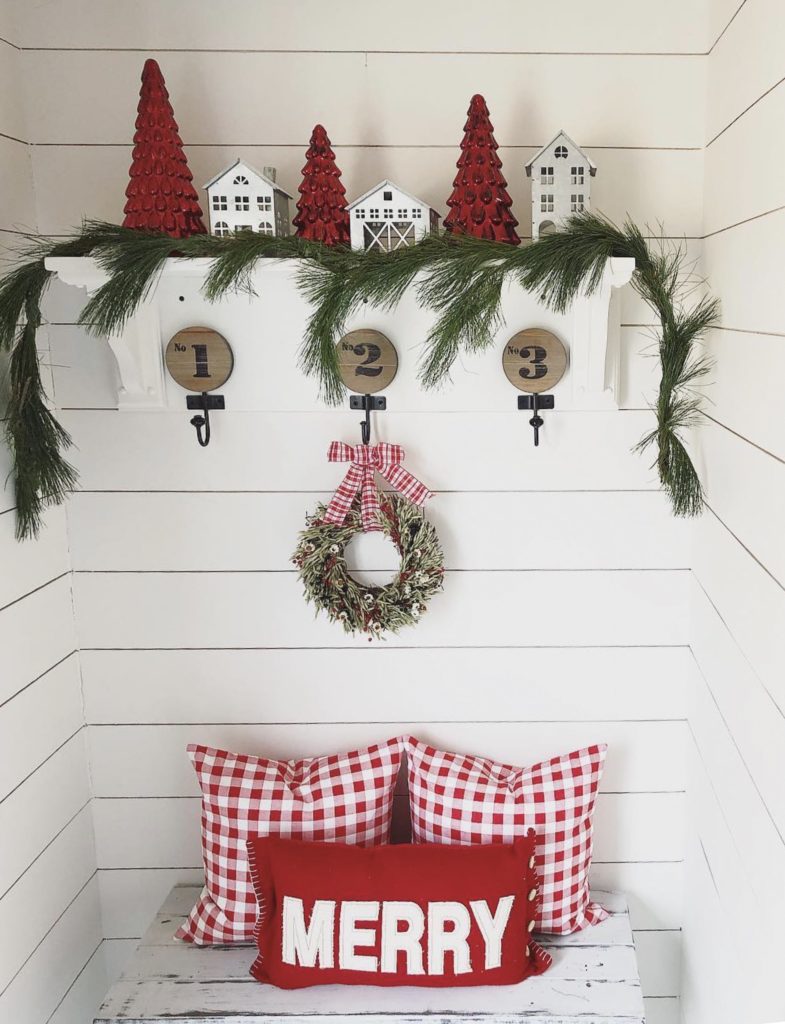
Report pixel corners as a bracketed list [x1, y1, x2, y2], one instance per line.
[95, 885, 644, 1024]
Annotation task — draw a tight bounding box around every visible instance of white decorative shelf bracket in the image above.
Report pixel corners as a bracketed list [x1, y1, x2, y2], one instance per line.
[45, 256, 167, 410]
[567, 256, 635, 410]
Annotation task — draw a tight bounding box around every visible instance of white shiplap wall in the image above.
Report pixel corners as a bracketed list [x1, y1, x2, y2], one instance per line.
[3, 3, 743, 1022]
[0, 4, 104, 1024]
[682, 3, 785, 1023]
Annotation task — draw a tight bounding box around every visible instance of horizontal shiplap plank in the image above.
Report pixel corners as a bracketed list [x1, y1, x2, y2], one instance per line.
[0, 502, 70, 608]
[87, 721, 686, 797]
[0, 732, 90, 898]
[0, 574, 76, 705]
[0, 653, 82, 800]
[61, 411, 664, 492]
[0, 134, 34, 232]
[97, 859, 681, 943]
[26, 50, 704, 149]
[68, 490, 691, 571]
[15, 0, 710, 52]
[688, 609, 785, 924]
[80, 646, 692, 724]
[0, 805, 95, 993]
[48, 942, 108, 1024]
[33, 143, 702, 237]
[691, 580, 785, 848]
[72, 568, 690, 649]
[589, 861, 682, 931]
[693, 509, 785, 717]
[698, 416, 785, 585]
[704, 63, 785, 235]
[702, 207, 785, 335]
[643, 997, 680, 1024]
[92, 791, 685, 867]
[706, 0, 785, 145]
[0, 876, 102, 1024]
[699, 329, 785, 461]
[633, 930, 680, 998]
[99, 869, 204, 939]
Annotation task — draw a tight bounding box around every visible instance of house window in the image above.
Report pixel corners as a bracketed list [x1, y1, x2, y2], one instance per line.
[235, 195, 250, 212]
[369, 208, 380, 219]
[571, 166, 585, 185]
[214, 221, 230, 237]
[259, 221, 274, 235]
[232, 174, 250, 185]
[397, 208, 408, 218]
[555, 145, 568, 158]
[257, 195, 272, 212]
[541, 194, 554, 213]
[212, 195, 227, 211]
[235, 224, 252, 233]
[540, 166, 554, 185]
[384, 208, 394, 219]
[383, 190, 393, 201]
[570, 194, 585, 212]
[412, 207, 422, 219]
[354, 208, 365, 219]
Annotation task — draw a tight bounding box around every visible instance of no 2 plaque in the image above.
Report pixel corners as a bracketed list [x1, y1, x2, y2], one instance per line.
[336, 330, 398, 394]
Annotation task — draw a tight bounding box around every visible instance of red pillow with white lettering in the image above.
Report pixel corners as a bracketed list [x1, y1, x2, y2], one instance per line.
[176, 738, 403, 944]
[246, 833, 551, 988]
[407, 738, 608, 934]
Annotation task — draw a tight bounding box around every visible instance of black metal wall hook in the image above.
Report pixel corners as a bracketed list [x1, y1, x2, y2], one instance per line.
[518, 393, 554, 446]
[186, 393, 225, 448]
[350, 393, 386, 445]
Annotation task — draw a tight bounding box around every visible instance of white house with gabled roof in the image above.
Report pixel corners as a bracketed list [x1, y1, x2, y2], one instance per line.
[348, 179, 439, 251]
[525, 132, 597, 240]
[204, 158, 292, 238]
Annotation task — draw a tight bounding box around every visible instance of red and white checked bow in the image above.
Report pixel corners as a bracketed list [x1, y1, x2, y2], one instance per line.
[323, 441, 433, 532]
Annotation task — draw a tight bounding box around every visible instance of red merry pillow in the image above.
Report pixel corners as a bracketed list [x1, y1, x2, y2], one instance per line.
[177, 738, 403, 944]
[406, 738, 608, 934]
[246, 833, 551, 988]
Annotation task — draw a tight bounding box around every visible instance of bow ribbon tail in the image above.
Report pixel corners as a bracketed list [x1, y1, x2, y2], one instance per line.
[322, 461, 366, 526]
[359, 465, 383, 532]
[379, 463, 434, 509]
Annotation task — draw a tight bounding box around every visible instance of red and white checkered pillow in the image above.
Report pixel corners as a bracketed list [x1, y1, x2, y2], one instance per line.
[406, 738, 608, 934]
[177, 738, 403, 944]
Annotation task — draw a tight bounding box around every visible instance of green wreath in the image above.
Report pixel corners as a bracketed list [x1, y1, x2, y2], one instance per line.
[292, 493, 444, 637]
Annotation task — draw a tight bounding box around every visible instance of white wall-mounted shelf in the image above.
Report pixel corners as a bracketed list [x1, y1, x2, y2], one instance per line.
[44, 256, 635, 413]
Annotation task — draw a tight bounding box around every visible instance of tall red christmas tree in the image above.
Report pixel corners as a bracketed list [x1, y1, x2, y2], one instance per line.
[292, 124, 350, 245]
[444, 94, 520, 245]
[122, 59, 206, 238]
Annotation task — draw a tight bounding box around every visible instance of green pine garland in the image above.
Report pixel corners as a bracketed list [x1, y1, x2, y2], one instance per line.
[293, 493, 445, 637]
[0, 213, 717, 538]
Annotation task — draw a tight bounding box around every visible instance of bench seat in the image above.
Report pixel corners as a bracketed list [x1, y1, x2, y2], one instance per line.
[95, 885, 645, 1024]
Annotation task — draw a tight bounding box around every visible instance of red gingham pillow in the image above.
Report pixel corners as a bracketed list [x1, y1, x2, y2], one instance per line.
[177, 737, 403, 944]
[406, 738, 608, 934]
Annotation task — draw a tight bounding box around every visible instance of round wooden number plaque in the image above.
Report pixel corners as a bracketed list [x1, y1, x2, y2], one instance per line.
[502, 328, 568, 394]
[165, 327, 234, 392]
[336, 330, 398, 394]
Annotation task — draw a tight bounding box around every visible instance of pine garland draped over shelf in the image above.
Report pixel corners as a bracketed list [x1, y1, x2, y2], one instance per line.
[0, 213, 717, 539]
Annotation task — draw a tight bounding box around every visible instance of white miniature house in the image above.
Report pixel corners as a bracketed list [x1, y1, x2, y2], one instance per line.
[348, 179, 439, 251]
[525, 132, 596, 240]
[204, 159, 292, 237]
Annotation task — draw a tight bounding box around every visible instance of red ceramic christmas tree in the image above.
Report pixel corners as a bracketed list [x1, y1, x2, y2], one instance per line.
[293, 124, 350, 245]
[122, 58, 206, 238]
[444, 94, 520, 245]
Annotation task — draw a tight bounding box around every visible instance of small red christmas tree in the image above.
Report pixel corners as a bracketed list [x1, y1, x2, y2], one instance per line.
[444, 94, 520, 245]
[122, 58, 206, 238]
[292, 124, 350, 245]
